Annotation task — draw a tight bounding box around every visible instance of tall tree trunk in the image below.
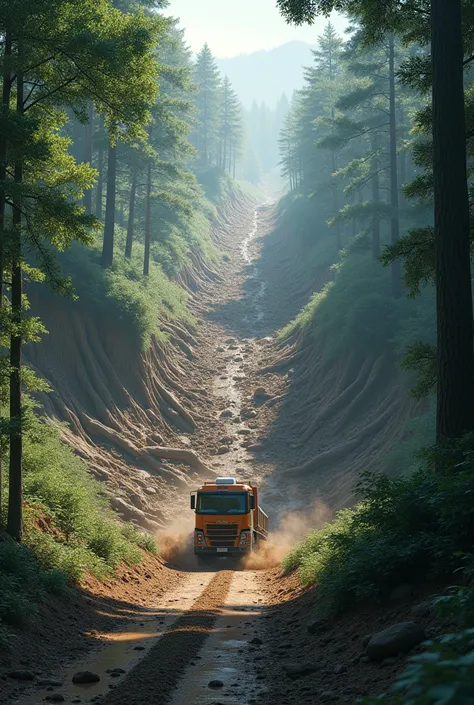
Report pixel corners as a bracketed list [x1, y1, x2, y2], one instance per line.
[125, 168, 137, 260]
[83, 102, 93, 214]
[143, 161, 152, 276]
[95, 144, 103, 220]
[351, 191, 356, 238]
[389, 35, 401, 297]
[0, 30, 12, 527]
[223, 133, 227, 174]
[331, 150, 341, 250]
[371, 135, 381, 259]
[7, 69, 23, 542]
[95, 116, 104, 220]
[101, 138, 116, 268]
[432, 0, 474, 441]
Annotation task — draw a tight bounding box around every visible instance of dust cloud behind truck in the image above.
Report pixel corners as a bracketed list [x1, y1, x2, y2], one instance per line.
[190, 477, 268, 560]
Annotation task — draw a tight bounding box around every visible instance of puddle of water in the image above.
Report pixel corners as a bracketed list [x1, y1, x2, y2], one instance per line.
[16, 573, 215, 705]
[170, 572, 266, 705]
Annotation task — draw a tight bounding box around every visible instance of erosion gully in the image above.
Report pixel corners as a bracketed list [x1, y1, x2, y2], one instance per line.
[14, 201, 277, 705]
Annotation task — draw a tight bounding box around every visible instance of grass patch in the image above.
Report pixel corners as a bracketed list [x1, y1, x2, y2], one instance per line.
[196, 166, 235, 205]
[55, 229, 194, 351]
[279, 248, 410, 357]
[51, 178, 229, 350]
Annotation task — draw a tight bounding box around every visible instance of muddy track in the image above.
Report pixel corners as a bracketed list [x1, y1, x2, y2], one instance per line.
[14, 569, 268, 705]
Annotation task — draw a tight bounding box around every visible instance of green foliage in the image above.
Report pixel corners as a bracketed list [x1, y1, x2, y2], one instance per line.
[196, 166, 235, 205]
[122, 523, 158, 554]
[0, 542, 39, 628]
[0, 414, 159, 647]
[280, 249, 408, 358]
[283, 460, 474, 614]
[20, 420, 146, 573]
[55, 226, 194, 349]
[359, 630, 474, 705]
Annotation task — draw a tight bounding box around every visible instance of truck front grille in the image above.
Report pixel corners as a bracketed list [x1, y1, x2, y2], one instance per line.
[205, 523, 239, 547]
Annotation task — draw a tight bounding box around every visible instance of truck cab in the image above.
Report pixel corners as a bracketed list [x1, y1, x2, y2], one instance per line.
[190, 477, 268, 558]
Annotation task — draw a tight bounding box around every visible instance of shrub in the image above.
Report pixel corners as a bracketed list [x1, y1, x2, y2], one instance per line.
[283, 458, 474, 614]
[122, 524, 159, 555]
[0, 416, 159, 651]
[0, 542, 39, 628]
[359, 630, 474, 705]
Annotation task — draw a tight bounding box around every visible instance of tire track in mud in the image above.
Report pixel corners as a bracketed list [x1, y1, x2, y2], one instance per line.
[99, 570, 234, 705]
[169, 570, 267, 705]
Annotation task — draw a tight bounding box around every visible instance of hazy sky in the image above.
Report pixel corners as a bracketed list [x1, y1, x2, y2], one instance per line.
[168, 0, 348, 58]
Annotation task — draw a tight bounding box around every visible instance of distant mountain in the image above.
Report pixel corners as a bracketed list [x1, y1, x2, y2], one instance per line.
[216, 41, 314, 108]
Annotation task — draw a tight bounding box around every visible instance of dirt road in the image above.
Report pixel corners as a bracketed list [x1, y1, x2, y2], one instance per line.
[13, 567, 271, 705]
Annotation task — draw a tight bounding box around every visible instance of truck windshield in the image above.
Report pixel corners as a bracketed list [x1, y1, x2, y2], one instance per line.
[196, 492, 248, 514]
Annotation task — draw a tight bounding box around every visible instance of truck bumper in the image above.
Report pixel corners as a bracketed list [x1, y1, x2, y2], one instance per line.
[194, 547, 250, 556]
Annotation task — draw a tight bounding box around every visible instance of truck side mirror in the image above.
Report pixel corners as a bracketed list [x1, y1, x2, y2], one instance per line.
[249, 495, 255, 510]
[190, 494, 196, 510]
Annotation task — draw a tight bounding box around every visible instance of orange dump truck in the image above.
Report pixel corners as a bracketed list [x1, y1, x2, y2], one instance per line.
[190, 477, 268, 559]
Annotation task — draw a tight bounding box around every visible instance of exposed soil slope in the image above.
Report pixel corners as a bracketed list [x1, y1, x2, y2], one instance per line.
[25, 194, 261, 532]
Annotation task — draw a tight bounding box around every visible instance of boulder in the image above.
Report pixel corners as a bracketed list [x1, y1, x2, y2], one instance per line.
[219, 436, 234, 445]
[247, 443, 264, 451]
[209, 680, 224, 688]
[72, 671, 100, 684]
[366, 622, 426, 662]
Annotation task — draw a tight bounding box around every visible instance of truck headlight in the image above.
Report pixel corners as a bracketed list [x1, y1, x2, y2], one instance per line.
[239, 530, 250, 546]
[195, 530, 205, 546]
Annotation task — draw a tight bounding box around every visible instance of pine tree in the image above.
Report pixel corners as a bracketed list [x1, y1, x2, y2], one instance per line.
[192, 44, 222, 166]
[218, 77, 244, 174]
